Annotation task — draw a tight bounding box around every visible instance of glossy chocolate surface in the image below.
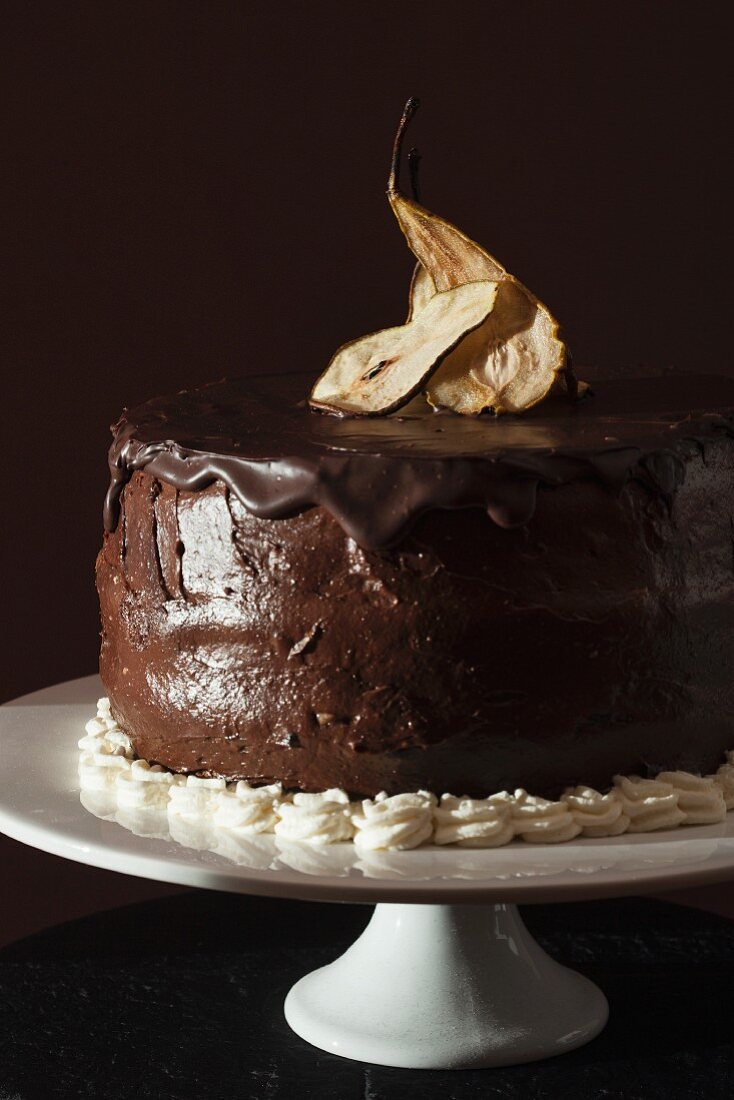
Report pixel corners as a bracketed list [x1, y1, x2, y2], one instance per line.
[97, 372, 734, 798]
[104, 372, 734, 548]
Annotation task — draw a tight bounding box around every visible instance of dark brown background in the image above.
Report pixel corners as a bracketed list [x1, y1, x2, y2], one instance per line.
[2, 1, 733, 939]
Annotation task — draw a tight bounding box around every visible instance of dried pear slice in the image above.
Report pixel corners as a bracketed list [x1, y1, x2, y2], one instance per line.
[388, 101, 506, 291]
[309, 280, 498, 416]
[426, 279, 563, 414]
[407, 262, 435, 321]
[388, 98, 567, 414]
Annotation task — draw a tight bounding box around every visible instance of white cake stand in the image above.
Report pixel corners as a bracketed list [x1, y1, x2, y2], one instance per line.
[3, 677, 734, 1070]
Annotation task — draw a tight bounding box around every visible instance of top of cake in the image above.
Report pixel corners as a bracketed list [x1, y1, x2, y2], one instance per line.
[105, 370, 734, 549]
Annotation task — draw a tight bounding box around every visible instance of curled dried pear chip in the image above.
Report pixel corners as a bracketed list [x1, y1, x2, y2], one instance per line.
[389, 98, 567, 415]
[428, 279, 564, 414]
[309, 280, 499, 416]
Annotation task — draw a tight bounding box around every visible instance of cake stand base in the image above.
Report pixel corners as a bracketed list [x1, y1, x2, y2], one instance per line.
[284, 901, 608, 1069]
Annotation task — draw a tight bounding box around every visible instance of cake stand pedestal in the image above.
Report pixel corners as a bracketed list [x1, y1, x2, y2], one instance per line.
[284, 901, 606, 1068]
[3, 676, 734, 1071]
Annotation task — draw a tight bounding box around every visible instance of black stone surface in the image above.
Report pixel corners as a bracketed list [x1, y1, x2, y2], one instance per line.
[0, 893, 733, 1099]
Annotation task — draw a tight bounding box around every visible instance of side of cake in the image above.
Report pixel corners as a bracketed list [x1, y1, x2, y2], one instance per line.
[96, 372, 734, 802]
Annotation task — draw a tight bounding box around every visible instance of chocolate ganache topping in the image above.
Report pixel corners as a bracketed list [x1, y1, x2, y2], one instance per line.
[105, 371, 734, 550]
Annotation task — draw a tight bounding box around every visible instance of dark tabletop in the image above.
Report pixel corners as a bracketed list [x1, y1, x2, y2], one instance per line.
[1, 893, 733, 1099]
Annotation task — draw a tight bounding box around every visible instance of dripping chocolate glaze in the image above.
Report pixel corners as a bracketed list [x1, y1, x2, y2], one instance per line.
[104, 372, 734, 550]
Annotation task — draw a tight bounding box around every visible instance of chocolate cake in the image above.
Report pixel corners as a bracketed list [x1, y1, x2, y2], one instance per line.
[96, 370, 734, 800]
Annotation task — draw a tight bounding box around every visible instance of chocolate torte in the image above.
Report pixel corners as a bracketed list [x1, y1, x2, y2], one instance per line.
[96, 370, 734, 800]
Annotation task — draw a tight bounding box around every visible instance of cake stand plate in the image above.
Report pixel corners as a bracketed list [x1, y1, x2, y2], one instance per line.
[3, 676, 734, 1069]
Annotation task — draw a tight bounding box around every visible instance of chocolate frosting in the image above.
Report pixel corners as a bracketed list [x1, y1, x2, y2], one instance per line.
[104, 372, 734, 549]
[97, 370, 734, 799]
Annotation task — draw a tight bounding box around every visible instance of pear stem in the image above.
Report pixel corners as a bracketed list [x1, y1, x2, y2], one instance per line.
[408, 147, 421, 203]
[389, 96, 420, 194]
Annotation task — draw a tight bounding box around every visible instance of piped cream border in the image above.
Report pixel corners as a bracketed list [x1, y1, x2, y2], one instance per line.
[78, 699, 734, 851]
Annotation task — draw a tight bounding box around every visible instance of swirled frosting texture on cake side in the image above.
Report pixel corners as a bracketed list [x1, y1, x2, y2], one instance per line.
[96, 372, 734, 799]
